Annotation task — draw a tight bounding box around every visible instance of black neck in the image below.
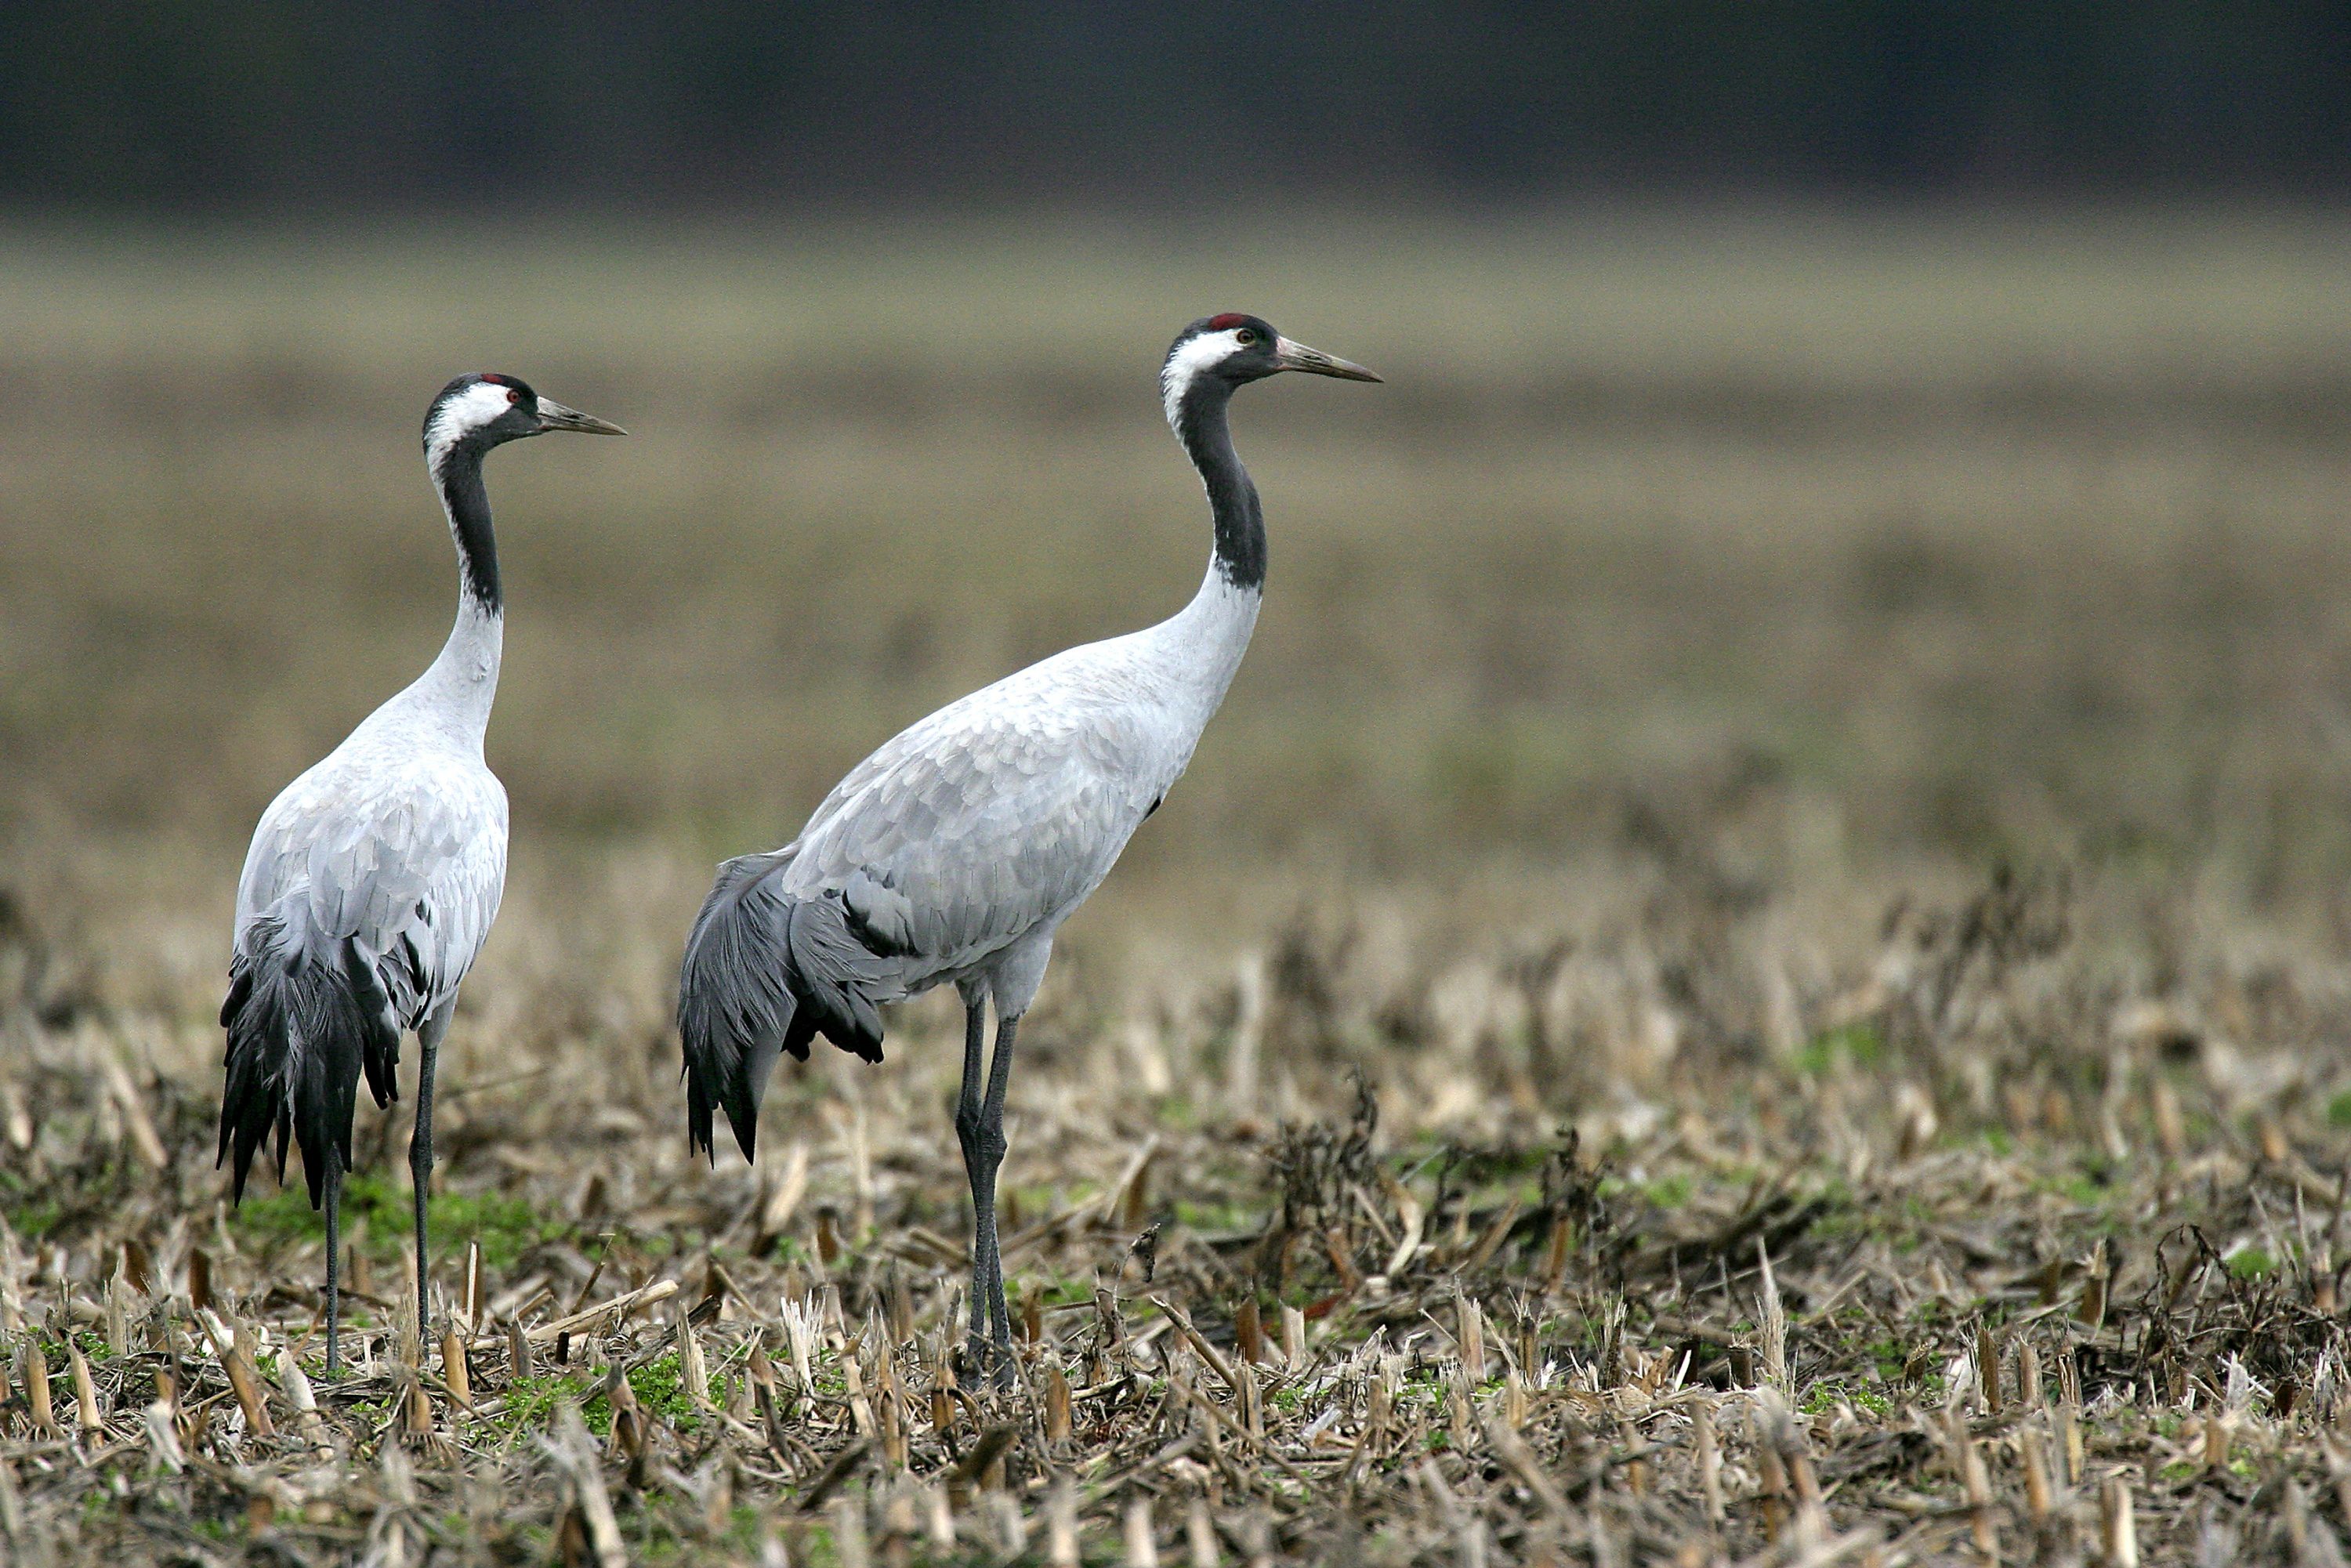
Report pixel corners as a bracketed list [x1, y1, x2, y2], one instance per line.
[1174, 378, 1264, 592]
[434, 437, 503, 614]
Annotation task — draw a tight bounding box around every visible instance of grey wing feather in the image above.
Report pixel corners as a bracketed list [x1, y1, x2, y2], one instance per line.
[677, 657, 1181, 1164]
[221, 749, 505, 1208]
[677, 847, 901, 1161]
[237, 756, 508, 1024]
[786, 684, 1158, 981]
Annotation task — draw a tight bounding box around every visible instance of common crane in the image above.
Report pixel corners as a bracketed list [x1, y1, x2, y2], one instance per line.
[677, 316, 1377, 1372]
[218, 374, 623, 1375]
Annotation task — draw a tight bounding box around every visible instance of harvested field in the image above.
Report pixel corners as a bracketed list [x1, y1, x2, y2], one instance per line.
[7, 212, 2351, 1563]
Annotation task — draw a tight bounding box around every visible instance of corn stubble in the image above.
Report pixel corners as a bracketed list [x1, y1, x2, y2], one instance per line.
[0, 843, 2346, 1563]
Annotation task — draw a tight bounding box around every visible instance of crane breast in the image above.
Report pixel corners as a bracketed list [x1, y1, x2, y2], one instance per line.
[237, 751, 508, 1027]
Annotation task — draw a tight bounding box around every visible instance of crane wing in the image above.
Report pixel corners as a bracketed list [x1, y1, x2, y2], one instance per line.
[787, 685, 1161, 983]
[221, 752, 505, 1204]
[679, 657, 1183, 1163]
[236, 756, 509, 1024]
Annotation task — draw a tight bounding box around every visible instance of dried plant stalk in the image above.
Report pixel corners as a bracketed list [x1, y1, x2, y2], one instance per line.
[1045, 1476, 1079, 1568]
[1696, 1397, 1724, 1524]
[404, 1368, 432, 1438]
[2102, 1477, 2139, 1568]
[781, 1295, 820, 1392]
[106, 1275, 130, 1360]
[1125, 1497, 1160, 1568]
[277, 1349, 317, 1421]
[2078, 1269, 2106, 1330]
[2152, 1079, 2186, 1161]
[1045, 1360, 1072, 1443]
[1236, 1296, 1265, 1366]
[440, 1329, 473, 1410]
[1186, 1501, 1217, 1568]
[24, 1342, 55, 1436]
[1951, 1407, 1994, 1560]
[680, 1316, 711, 1407]
[552, 1403, 627, 1568]
[68, 1344, 100, 1431]
[141, 1400, 183, 1474]
[101, 1056, 167, 1168]
[524, 1277, 679, 1344]
[462, 1241, 482, 1334]
[2019, 1425, 2052, 1520]
[1757, 1241, 1788, 1391]
[1454, 1282, 1487, 1383]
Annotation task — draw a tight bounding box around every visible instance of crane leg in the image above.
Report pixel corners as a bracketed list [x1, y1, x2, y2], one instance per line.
[955, 998, 1019, 1382]
[323, 1161, 343, 1378]
[409, 1002, 452, 1343]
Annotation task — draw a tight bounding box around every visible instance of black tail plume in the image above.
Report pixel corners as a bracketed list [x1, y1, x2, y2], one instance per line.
[218, 907, 402, 1208]
[677, 852, 892, 1164]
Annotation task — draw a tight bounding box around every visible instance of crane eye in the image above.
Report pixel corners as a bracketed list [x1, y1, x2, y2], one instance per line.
[1233, 328, 1258, 346]
[506, 389, 523, 405]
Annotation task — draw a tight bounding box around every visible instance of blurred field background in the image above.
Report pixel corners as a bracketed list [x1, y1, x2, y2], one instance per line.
[12, 211, 2351, 990]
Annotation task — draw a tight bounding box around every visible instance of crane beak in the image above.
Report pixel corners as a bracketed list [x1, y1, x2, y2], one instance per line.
[1273, 337, 1382, 383]
[535, 399, 628, 436]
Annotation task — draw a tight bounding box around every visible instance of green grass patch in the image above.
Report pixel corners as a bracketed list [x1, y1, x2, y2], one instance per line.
[1603, 1171, 1694, 1210]
[2045, 1164, 2115, 1207]
[490, 1353, 717, 1440]
[1803, 1381, 1894, 1418]
[1, 1168, 62, 1240]
[1796, 1023, 1884, 1076]
[231, 1172, 566, 1269]
[1175, 1198, 1259, 1233]
[30, 1327, 110, 1366]
[2226, 1247, 2276, 1280]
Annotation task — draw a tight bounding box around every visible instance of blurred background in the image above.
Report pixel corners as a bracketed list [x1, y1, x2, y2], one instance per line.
[5, 4, 2348, 205]
[4, 2, 2351, 1041]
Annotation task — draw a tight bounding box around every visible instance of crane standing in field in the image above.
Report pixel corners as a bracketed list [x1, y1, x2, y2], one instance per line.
[218, 374, 623, 1375]
[678, 316, 1378, 1372]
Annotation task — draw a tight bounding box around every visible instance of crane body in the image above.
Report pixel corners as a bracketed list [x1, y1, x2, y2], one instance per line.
[219, 375, 622, 1374]
[679, 317, 1377, 1371]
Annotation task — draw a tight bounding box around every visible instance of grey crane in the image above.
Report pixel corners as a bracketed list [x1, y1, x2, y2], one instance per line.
[218, 374, 623, 1375]
[677, 315, 1378, 1372]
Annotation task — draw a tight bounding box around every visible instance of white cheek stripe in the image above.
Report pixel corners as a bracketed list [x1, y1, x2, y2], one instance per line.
[426, 382, 519, 467]
[1160, 329, 1244, 429]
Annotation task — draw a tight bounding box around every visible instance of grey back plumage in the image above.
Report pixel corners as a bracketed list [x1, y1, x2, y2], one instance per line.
[679, 580, 1257, 1161]
[787, 663, 1157, 973]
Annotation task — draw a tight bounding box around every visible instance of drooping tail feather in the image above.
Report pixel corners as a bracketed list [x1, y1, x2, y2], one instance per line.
[677, 851, 893, 1164]
[218, 904, 402, 1208]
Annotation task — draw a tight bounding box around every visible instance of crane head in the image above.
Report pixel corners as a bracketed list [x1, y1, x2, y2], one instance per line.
[422, 373, 626, 468]
[1161, 315, 1379, 428]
